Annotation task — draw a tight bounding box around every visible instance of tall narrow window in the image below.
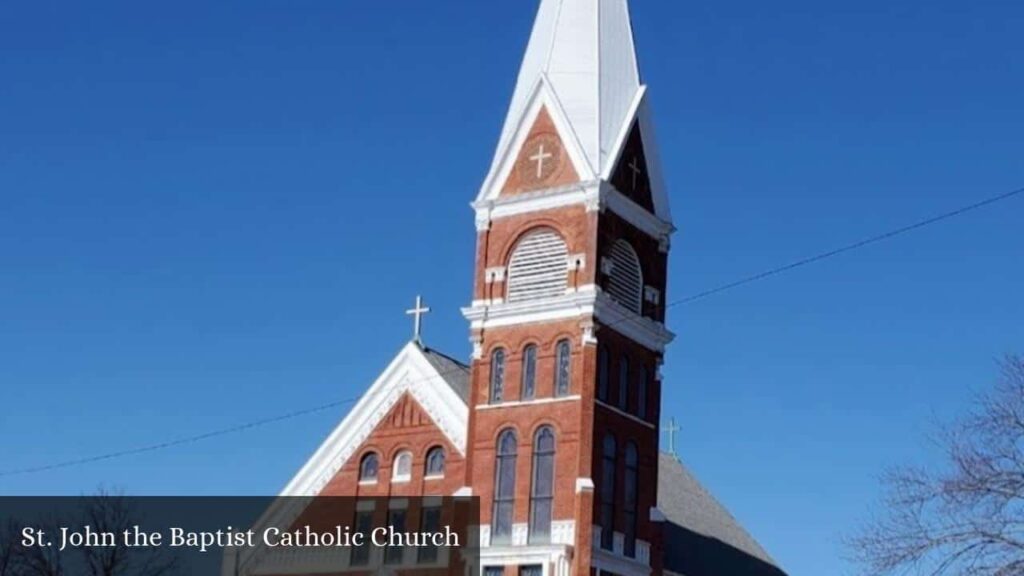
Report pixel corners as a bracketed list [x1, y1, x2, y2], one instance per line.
[618, 355, 630, 410]
[359, 452, 379, 483]
[425, 446, 446, 477]
[521, 345, 537, 400]
[349, 504, 374, 566]
[555, 339, 571, 396]
[492, 429, 518, 544]
[600, 434, 617, 550]
[490, 348, 506, 404]
[598, 345, 611, 402]
[637, 366, 648, 420]
[384, 505, 407, 564]
[624, 442, 639, 558]
[520, 566, 543, 576]
[529, 426, 556, 543]
[417, 503, 442, 564]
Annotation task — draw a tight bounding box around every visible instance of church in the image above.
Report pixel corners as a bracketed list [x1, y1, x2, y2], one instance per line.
[235, 1, 786, 575]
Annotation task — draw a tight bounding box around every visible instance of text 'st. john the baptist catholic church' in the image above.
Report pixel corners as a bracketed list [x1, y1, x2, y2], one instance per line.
[233, 1, 787, 576]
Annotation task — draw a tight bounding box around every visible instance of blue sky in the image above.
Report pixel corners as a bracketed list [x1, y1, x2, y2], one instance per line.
[1, 1, 1022, 574]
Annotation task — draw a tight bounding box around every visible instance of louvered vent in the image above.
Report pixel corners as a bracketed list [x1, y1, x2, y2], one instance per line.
[506, 229, 569, 303]
[606, 240, 643, 313]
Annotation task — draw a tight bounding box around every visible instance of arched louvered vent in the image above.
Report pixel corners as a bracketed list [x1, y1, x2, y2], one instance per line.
[506, 229, 569, 303]
[607, 240, 643, 313]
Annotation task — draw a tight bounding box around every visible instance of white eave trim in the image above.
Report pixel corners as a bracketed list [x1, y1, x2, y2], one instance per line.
[462, 288, 674, 353]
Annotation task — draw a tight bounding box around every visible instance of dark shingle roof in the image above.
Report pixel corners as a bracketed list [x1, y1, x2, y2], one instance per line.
[420, 346, 470, 401]
[659, 452, 786, 576]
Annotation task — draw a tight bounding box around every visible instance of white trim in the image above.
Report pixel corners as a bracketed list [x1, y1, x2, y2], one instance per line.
[477, 76, 596, 205]
[602, 182, 675, 241]
[476, 395, 581, 411]
[595, 400, 656, 429]
[280, 342, 468, 498]
[576, 477, 595, 493]
[424, 474, 445, 481]
[463, 287, 674, 353]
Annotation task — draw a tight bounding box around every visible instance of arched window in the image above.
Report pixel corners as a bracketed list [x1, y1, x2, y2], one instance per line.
[529, 426, 556, 543]
[599, 434, 617, 550]
[359, 452, 379, 483]
[637, 365, 648, 420]
[506, 229, 569, 302]
[606, 240, 643, 314]
[555, 339, 571, 397]
[490, 348, 506, 404]
[393, 451, 412, 483]
[624, 442, 639, 558]
[425, 446, 446, 477]
[618, 355, 630, 410]
[492, 429, 518, 544]
[598, 345, 611, 402]
[521, 345, 537, 400]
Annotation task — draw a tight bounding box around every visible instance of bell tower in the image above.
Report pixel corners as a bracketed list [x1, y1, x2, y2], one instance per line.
[461, 1, 675, 575]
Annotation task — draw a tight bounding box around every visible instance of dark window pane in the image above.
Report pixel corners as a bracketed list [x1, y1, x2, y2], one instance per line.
[490, 349, 506, 403]
[493, 429, 518, 544]
[618, 355, 630, 410]
[624, 442, 639, 558]
[485, 568, 505, 576]
[598, 346, 610, 401]
[637, 366, 648, 419]
[426, 446, 446, 476]
[555, 340, 571, 396]
[359, 453, 378, 482]
[520, 565, 543, 576]
[530, 426, 556, 543]
[417, 506, 442, 564]
[522, 345, 537, 400]
[384, 508, 406, 564]
[600, 434, 617, 550]
[349, 509, 374, 566]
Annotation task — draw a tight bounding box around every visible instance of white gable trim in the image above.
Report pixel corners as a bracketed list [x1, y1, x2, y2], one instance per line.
[600, 86, 673, 224]
[280, 342, 468, 498]
[477, 75, 596, 205]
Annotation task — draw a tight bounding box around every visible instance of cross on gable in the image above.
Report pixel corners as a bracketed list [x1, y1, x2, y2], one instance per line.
[628, 157, 643, 190]
[405, 295, 431, 343]
[529, 144, 553, 179]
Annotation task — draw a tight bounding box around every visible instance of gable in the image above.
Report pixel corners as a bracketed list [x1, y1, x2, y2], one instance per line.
[279, 342, 469, 498]
[609, 122, 655, 212]
[500, 106, 580, 196]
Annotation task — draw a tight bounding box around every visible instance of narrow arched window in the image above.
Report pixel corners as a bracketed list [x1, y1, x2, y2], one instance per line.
[597, 345, 611, 402]
[606, 240, 643, 314]
[637, 365, 648, 420]
[492, 429, 518, 544]
[393, 451, 412, 483]
[599, 434, 617, 550]
[529, 426, 556, 543]
[521, 345, 537, 400]
[359, 452, 379, 483]
[425, 446, 445, 477]
[624, 442, 639, 558]
[506, 228, 569, 302]
[555, 339, 571, 397]
[490, 348, 506, 404]
[618, 355, 630, 410]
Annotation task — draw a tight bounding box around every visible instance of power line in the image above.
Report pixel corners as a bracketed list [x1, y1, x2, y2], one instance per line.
[1, 185, 1020, 479]
[0, 397, 360, 478]
[668, 185, 1024, 307]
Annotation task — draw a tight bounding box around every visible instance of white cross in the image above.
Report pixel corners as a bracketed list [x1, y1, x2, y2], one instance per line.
[628, 157, 643, 190]
[405, 295, 431, 343]
[530, 144, 553, 179]
[663, 417, 680, 457]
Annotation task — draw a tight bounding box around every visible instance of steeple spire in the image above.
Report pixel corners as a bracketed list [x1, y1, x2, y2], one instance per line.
[489, 0, 641, 178]
[477, 0, 672, 224]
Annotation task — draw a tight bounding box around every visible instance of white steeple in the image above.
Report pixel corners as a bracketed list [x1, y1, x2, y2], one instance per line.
[478, 0, 672, 224]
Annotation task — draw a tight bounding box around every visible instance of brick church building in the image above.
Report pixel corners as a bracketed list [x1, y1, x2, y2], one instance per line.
[233, 1, 786, 576]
